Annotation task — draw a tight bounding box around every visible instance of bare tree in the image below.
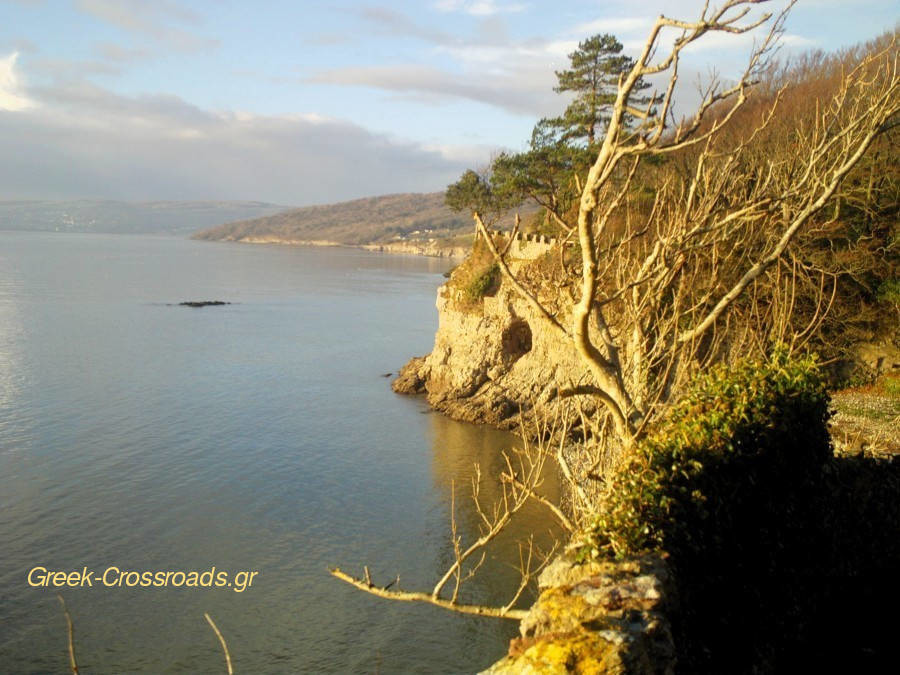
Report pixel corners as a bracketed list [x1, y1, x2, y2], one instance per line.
[474, 0, 898, 451]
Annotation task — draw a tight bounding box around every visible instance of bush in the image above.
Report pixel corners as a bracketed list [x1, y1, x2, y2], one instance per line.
[584, 349, 830, 560]
[445, 237, 502, 308]
[577, 350, 900, 671]
[465, 263, 499, 302]
[877, 278, 900, 308]
[579, 350, 839, 670]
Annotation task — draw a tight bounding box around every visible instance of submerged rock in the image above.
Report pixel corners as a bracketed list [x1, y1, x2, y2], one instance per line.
[176, 301, 231, 308]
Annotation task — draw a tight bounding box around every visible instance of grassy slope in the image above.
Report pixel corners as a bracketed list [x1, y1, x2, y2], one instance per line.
[193, 192, 537, 246]
[831, 373, 900, 456]
[193, 192, 472, 245]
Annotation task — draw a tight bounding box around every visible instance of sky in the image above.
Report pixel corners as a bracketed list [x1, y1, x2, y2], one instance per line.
[0, 0, 896, 205]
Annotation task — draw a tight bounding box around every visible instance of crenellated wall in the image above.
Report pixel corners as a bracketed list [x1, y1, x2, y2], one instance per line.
[479, 228, 558, 261]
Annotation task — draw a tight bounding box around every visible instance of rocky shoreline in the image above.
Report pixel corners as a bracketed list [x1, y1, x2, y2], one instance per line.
[200, 235, 470, 259]
[392, 243, 590, 432]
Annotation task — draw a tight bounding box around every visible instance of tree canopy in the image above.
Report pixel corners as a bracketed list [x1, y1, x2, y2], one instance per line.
[446, 32, 651, 231]
[552, 33, 652, 146]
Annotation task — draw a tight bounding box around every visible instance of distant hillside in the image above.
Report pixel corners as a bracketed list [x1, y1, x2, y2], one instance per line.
[0, 200, 291, 235]
[193, 192, 524, 246]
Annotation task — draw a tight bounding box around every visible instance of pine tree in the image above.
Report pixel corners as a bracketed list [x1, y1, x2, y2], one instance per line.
[552, 33, 652, 145]
[447, 33, 653, 231]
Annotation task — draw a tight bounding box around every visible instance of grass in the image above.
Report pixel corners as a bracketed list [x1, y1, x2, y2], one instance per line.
[830, 372, 900, 456]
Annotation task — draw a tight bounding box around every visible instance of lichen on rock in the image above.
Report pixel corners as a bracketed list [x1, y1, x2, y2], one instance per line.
[482, 553, 676, 675]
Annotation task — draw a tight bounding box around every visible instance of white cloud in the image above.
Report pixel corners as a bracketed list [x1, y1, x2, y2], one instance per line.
[309, 62, 558, 117]
[95, 42, 151, 63]
[434, 0, 527, 17]
[422, 141, 502, 164]
[0, 52, 35, 111]
[75, 0, 199, 32]
[435, 39, 574, 66]
[676, 27, 817, 54]
[0, 77, 473, 202]
[74, 0, 218, 52]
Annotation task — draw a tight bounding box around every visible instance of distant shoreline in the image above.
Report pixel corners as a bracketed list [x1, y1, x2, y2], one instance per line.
[200, 235, 471, 259]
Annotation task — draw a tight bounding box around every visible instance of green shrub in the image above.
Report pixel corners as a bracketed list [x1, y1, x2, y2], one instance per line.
[576, 350, 900, 670]
[464, 263, 499, 302]
[584, 349, 830, 560]
[445, 237, 502, 309]
[877, 278, 900, 307]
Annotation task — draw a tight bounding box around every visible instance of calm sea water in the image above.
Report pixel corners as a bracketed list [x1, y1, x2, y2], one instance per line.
[0, 232, 558, 673]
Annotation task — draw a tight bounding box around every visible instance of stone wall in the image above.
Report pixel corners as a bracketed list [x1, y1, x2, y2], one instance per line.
[481, 229, 557, 261]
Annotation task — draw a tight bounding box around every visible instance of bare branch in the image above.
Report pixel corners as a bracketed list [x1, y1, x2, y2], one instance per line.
[204, 613, 234, 675]
[330, 568, 528, 620]
[57, 595, 78, 675]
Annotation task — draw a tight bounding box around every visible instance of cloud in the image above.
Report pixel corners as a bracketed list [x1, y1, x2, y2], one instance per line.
[433, 0, 527, 17]
[435, 38, 574, 66]
[309, 62, 557, 117]
[1, 37, 39, 54]
[0, 52, 35, 111]
[95, 42, 151, 63]
[675, 28, 817, 54]
[305, 5, 576, 119]
[74, 0, 218, 52]
[356, 6, 517, 49]
[422, 141, 500, 165]
[75, 0, 198, 32]
[359, 6, 456, 45]
[0, 78, 476, 202]
[310, 9, 574, 118]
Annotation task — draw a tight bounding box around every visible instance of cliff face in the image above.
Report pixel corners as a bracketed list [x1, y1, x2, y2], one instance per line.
[393, 235, 590, 429]
[360, 240, 469, 258]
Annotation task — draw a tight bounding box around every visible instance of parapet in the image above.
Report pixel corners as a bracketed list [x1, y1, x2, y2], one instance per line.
[477, 229, 557, 260]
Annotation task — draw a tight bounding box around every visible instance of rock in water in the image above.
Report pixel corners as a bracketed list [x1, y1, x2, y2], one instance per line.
[177, 301, 231, 308]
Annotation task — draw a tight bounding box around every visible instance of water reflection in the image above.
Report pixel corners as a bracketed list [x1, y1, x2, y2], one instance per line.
[426, 412, 563, 610]
[0, 253, 31, 452]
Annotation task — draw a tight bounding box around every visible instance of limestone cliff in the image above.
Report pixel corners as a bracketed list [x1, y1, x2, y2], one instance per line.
[360, 240, 469, 258]
[393, 233, 592, 429]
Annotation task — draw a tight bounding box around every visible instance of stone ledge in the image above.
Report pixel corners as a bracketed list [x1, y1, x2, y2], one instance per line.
[483, 553, 675, 674]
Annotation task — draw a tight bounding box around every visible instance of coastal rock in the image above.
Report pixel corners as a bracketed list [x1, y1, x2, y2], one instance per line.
[176, 300, 231, 307]
[855, 340, 900, 374]
[391, 356, 429, 394]
[393, 245, 590, 431]
[482, 553, 676, 674]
